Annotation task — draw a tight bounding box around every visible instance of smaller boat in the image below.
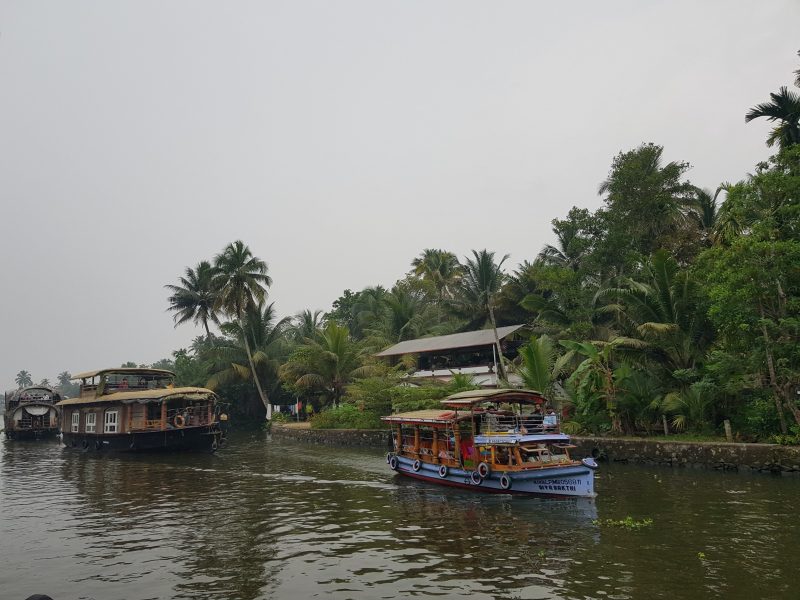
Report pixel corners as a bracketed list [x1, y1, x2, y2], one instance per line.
[58, 368, 223, 452]
[3, 386, 62, 440]
[382, 389, 598, 497]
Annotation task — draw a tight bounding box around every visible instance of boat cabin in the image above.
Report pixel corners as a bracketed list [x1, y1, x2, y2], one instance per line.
[384, 389, 576, 473]
[57, 368, 223, 452]
[3, 386, 61, 439]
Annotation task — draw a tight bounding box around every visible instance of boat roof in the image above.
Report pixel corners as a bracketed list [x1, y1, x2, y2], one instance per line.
[442, 388, 546, 407]
[57, 386, 214, 406]
[374, 324, 525, 357]
[14, 386, 57, 395]
[381, 409, 470, 424]
[72, 368, 175, 380]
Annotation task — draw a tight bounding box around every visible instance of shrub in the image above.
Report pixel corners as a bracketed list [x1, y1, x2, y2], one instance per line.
[271, 412, 290, 424]
[310, 404, 383, 429]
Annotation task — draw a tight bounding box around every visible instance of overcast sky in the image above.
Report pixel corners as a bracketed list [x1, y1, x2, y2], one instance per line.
[0, 1, 798, 389]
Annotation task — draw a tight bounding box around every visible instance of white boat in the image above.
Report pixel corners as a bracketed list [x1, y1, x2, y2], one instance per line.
[382, 389, 597, 497]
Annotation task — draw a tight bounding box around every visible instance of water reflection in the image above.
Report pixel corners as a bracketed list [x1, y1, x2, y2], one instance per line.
[1, 432, 799, 600]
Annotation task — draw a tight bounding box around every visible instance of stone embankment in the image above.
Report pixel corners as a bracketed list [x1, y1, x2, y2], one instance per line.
[271, 424, 800, 474]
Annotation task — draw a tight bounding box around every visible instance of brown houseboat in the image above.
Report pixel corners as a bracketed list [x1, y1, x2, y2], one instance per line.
[3, 386, 61, 440]
[58, 368, 223, 452]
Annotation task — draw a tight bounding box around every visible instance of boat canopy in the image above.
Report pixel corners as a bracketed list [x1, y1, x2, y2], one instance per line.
[72, 368, 176, 380]
[381, 409, 470, 425]
[442, 388, 546, 408]
[58, 386, 215, 406]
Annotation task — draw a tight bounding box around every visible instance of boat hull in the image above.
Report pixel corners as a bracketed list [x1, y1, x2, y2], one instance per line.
[3, 427, 60, 441]
[390, 455, 596, 498]
[62, 425, 222, 453]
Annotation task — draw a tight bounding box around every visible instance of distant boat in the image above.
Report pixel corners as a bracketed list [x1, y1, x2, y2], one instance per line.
[3, 386, 62, 440]
[57, 368, 223, 452]
[382, 389, 598, 497]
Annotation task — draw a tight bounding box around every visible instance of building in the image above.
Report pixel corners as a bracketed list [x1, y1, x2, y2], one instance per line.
[375, 324, 526, 387]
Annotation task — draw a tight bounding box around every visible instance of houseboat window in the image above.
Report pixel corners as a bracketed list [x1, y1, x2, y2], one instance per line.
[85, 412, 97, 433]
[71, 411, 80, 433]
[104, 410, 118, 433]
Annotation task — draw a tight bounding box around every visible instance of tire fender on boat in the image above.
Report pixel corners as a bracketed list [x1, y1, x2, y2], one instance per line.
[470, 471, 483, 485]
[173, 414, 186, 428]
[438, 465, 448, 478]
[499, 474, 512, 490]
[389, 456, 399, 470]
[386, 452, 393, 464]
[477, 462, 491, 478]
[412, 459, 421, 472]
[581, 457, 599, 470]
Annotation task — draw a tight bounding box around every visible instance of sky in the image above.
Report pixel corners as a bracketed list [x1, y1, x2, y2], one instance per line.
[0, 1, 798, 389]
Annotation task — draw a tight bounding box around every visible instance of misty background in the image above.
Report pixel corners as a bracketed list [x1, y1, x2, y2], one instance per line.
[1, 1, 798, 388]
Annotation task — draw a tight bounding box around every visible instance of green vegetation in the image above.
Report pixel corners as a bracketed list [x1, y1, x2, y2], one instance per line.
[593, 517, 654, 530]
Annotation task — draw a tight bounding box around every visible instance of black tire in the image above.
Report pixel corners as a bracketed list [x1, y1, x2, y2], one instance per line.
[386, 452, 393, 464]
[438, 465, 448, 478]
[412, 459, 421, 472]
[478, 461, 491, 478]
[500, 474, 512, 490]
[470, 471, 483, 485]
[389, 456, 399, 470]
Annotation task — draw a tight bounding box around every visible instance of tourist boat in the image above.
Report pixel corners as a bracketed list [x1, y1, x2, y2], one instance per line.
[3, 386, 61, 440]
[57, 368, 223, 452]
[382, 389, 598, 497]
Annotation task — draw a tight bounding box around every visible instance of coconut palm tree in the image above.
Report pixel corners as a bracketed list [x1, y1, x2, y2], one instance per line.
[39, 378, 51, 387]
[213, 241, 274, 418]
[745, 86, 800, 150]
[516, 335, 572, 406]
[290, 309, 325, 342]
[411, 249, 463, 301]
[166, 260, 220, 340]
[207, 301, 291, 407]
[448, 250, 510, 379]
[15, 370, 32, 389]
[279, 322, 373, 408]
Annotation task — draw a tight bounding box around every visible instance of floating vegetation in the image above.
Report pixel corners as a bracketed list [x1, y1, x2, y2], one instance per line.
[593, 516, 654, 530]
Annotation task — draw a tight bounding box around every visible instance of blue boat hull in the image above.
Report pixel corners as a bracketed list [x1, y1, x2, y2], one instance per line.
[390, 454, 596, 497]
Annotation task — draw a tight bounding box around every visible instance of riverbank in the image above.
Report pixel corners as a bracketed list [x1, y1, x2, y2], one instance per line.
[271, 424, 800, 474]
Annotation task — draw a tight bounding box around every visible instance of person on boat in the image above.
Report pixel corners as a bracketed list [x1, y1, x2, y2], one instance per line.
[543, 407, 557, 429]
[139, 377, 149, 389]
[119, 378, 129, 390]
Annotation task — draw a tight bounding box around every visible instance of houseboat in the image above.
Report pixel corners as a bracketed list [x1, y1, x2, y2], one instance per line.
[58, 368, 223, 452]
[3, 386, 61, 440]
[382, 389, 598, 497]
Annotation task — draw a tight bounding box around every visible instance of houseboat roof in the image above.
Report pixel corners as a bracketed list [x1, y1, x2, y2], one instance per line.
[72, 368, 175, 380]
[442, 388, 546, 407]
[57, 386, 214, 406]
[374, 325, 525, 357]
[381, 409, 470, 424]
[13, 386, 57, 396]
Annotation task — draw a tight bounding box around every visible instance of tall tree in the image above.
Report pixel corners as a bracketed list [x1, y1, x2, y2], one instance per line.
[213, 241, 274, 418]
[411, 249, 463, 301]
[745, 86, 800, 150]
[279, 322, 372, 408]
[15, 370, 32, 389]
[166, 260, 220, 340]
[291, 309, 325, 342]
[449, 250, 510, 380]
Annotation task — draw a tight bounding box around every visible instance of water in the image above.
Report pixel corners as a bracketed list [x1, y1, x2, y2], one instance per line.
[1, 430, 799, 600]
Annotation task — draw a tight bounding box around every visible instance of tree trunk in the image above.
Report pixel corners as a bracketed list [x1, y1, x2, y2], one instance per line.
[242, 321, 271, 420]
[487, 302, 509, 383]
[759, 304, 788, 434]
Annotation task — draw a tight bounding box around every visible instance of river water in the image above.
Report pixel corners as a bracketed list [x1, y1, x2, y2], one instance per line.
[1, 430, 799, 600]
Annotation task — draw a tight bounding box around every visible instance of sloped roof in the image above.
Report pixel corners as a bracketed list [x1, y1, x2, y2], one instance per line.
[57, 386, 214, 406]
[72, 368, 175, 380]
[374, 324, 525, 357]
[381, 409, 470, 424]
[442, 388, 545, 407]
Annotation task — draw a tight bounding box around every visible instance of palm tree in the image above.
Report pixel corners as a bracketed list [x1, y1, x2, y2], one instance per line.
[516, 335, 571, 406]
[279, 322, 372, 408]
[213, 241, 274, 418]
[411, 249, 463, 301]
[57, 371, 72, 387]
[207, 301, 291, 408]
[290, 309, 325, 342]
[537, 229, 587, 272]
[166, 261, 220, 340]
[745, 86, 800, 149]
[39, 378, 51, 388]
[15, 370, 32, 389]
[449, 250, 510, 380]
